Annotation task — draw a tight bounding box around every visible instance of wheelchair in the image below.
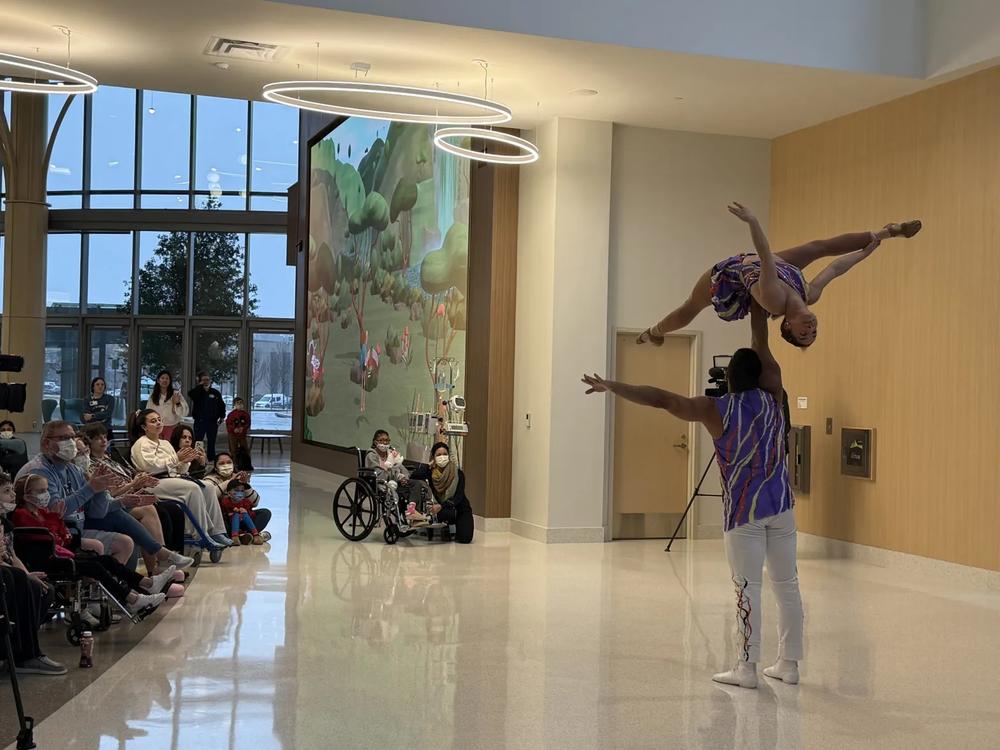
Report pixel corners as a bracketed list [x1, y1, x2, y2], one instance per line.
[11, 527, 153, 646]
[332, 449, 451, 545]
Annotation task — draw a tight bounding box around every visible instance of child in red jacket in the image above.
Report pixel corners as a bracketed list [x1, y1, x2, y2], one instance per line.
[221, 479, 264, 545]
[11, 474, 172, 614]
[225, 397, 254, 471]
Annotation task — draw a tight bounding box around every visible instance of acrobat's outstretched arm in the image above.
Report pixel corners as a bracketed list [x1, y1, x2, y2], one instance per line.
[728, 202, 785, 314]
[749, 302, 782, 402]
[581, 374, 723, 438]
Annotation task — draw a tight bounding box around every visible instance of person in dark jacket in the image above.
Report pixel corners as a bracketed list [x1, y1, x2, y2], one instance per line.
[82, 377, 115, 440]
[188, 371, 226, 461]
[409, 442, 474, 544]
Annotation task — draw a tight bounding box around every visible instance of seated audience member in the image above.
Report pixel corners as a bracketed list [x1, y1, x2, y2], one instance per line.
[202, 453, 271, 534]
[409, 442, 474, 544]
[0, 472, 66, 675]
[130, 410, 231, 548]
[0, 420, 16, 439]
[11, 474, 170, 616]
[220, 479, 268, 545]
[80, 423, 193, 575]
[169, 424, 208, 480]
[18, 421, 140, 566]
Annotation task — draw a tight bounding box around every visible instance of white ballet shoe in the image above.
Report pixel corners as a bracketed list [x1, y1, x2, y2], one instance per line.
[712, 662, 758, 689]
[763, 659, 799, 685]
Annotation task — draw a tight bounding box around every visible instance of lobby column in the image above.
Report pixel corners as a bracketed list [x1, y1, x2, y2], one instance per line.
[1, 93, 51, 432]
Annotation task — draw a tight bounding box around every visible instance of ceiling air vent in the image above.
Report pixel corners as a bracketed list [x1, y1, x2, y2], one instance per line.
[204, 37, 287, 62]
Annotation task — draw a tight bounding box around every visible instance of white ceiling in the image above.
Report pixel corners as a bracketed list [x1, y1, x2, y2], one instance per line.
[0, 0, 939, 138]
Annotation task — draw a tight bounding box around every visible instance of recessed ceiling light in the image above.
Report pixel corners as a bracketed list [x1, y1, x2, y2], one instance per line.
[214, 62, 231, 71]
[235, 127, 242, 133]
[571, 88, 599, 97]
[147, 106, 156, 115]
[292, 140, 298, 145]
[173, 174, 182, 180]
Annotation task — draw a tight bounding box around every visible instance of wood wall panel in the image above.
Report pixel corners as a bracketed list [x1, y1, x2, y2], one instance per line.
[770, 65, 1000, 571]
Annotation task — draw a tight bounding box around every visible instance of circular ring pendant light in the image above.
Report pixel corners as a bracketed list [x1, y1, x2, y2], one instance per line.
[261, 80, 511, 125]
[0, 52, 98, 94]
[433, 127, 539, 165]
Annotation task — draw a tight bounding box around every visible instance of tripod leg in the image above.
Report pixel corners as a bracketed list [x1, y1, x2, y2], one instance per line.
[0, 575, 36, 748]
[665, 452, 718, 552]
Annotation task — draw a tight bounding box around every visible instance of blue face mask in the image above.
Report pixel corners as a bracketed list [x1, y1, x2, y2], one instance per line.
[231, 491, 246, 501]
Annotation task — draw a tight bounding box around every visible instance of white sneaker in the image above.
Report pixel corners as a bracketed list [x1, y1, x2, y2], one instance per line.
[712, 662, 758, 689]
[763, 660, 800, 685]
[145, 566, 177, 594]
[127, 592, 166, 615]
[167, 551, 196, 570]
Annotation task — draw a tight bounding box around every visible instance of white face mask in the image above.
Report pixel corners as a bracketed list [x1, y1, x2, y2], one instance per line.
[74, 454, 91, 471]
[0, 431, 12, 440]
[56, 439, 78, 461]
[434, 455, 450, 468]
[217, 464, 234, 477]
[29, 492, 51, 508]
[0, 502, 14, 514]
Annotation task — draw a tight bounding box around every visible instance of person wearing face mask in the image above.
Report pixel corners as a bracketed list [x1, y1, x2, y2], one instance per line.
[409, 442, 474, 544]
[130, 409, 231, 548]
[220, 479, 266, 545]
[11, 475, 170, 616]
[17, 421, 175, 569]
[0, 420, 16, 440]
[0, 420, 28, 478]
[0, 472, 67, 675]
[203, 453, 271, 535]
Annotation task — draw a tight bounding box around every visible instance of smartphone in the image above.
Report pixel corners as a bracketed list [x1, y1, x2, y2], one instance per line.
[195, 441, 205, 452]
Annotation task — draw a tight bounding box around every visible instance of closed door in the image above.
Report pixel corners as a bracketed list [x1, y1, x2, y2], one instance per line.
[612, 333, 693, 539]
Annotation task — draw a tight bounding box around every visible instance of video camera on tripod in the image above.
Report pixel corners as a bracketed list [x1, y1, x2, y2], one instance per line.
[704, 355, 732, 397]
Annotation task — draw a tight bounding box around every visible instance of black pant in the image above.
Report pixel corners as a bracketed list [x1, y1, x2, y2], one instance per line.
[439, 500, 474, 544]
[43, 554, 143, 604]
[194, 419, 220, 460]
[0, 566, 49, 664]
[155, 502, 186, 552]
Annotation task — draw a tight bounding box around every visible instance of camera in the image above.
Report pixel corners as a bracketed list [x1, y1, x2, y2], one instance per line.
[704, 355, 732, 397]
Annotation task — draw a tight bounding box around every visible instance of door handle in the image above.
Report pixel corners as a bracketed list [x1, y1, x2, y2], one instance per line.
[672, 434, 689, 450]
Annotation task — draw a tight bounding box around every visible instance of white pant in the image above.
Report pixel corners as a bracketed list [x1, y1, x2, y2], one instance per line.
[724, 509, 804, 664]
[150, 478, 226, 537]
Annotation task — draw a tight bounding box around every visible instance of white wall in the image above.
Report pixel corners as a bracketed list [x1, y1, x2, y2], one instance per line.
[511, 118, 613, 542]
[925, 0, 1000, 77]
[608, 125, 771, 535]
[276, 0, 925, 77]
[546, 119, 613, 533]
[511, 119, 557, 530]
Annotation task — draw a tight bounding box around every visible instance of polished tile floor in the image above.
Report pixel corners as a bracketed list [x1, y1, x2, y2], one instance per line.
[3, 465, 1000, 749]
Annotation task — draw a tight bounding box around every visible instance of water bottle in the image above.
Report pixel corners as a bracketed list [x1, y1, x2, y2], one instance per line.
[79, 631, 94, 669]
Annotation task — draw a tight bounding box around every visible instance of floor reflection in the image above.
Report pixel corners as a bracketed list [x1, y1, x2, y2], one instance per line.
[7, 462, 1000, 749]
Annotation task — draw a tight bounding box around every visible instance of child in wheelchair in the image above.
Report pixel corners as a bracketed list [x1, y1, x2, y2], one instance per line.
[365, 430, 431, 528]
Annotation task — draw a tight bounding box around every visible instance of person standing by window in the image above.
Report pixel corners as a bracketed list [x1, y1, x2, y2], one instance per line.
[147, 370, 189, 441]
[188, 372, 226, 461]
[83, 377, 116, 442]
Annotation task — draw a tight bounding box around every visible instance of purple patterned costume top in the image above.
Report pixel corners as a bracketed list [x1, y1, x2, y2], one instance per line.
[713, 388, 794, 532]
[710, 254, 808, 322]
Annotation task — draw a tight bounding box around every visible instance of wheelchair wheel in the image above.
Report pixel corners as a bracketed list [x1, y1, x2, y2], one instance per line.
[209, 547, 223, 564]
[384, 526, 399, 545]
[333, 478, 377, 541]
[66, 625, 81, 646]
